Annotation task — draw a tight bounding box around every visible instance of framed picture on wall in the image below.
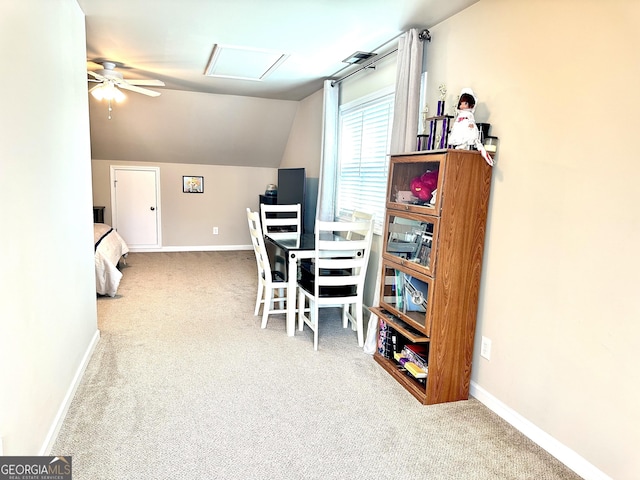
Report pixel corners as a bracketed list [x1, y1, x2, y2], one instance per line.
[183, 176, 204, 193]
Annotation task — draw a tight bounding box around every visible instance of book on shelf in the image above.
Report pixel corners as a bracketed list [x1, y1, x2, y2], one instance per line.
[378, 320, 402, 359]
[417, 244, 431, 267]
[404, 362, 427, 379]
[400, 344, 429, 371]
[377, 320, 390, 357]
[405, 343, 429, 357]
[393, 352, 428, 379]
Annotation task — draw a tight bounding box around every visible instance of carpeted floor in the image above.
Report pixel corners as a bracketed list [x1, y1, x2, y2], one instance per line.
[52, 251, 582, 479]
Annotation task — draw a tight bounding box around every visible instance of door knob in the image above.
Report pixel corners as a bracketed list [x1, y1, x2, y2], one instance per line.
[150, 206, 155, 211]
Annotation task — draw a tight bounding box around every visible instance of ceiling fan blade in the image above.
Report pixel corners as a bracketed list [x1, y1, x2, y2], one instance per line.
[125, 79, 165, 87]
[87, 70, 106, 81]
[115, 81, 161, 97]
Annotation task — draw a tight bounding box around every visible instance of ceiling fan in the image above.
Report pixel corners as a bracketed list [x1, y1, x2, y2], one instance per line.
[87, 61, 165, 119]
[87, 61, 165, 99]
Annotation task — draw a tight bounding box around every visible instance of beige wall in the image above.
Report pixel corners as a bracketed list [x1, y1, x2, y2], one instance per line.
[75, 1, 640, 476]
[279, 89, 324, 233]
[0, 0, 98, 454]
[92, 160, 277, 248]
[89, 88, 299, 168]
[280, 89, 323, 177]
[339, 53, 397, 106]
[90, 84, 326, 249]
[90, 82, 327, 249]
[427, 1, 639, 478]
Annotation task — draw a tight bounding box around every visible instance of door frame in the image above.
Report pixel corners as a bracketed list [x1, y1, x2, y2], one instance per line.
[110, 165, 162, 249]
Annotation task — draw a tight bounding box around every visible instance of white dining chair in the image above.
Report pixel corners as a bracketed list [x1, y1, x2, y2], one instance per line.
[346, 210, 374, 239]
[260, 203, 302, 240]
[246, 208, 288, 329]
[297, 219, 374, 350]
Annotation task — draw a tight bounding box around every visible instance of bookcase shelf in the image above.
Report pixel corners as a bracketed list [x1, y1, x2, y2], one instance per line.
[373, 150, 492, 405]
[374, 352, 428, 403]
[370, 307, 429, 343]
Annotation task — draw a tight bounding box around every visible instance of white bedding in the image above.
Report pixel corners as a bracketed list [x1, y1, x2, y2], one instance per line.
[94, 223, 129, 297]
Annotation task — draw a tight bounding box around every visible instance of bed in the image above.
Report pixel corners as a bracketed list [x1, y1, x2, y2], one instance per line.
[94, 223, 129, 297]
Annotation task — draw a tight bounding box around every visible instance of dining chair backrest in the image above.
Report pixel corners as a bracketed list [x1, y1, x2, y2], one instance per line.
[260, 203, 302, 240]
[246, 208, 287, 328]
[311, 219, 374, 298]
[247, 208, 272, 286]
[296, 218, 374, 349]
[346, 210, 374, 240]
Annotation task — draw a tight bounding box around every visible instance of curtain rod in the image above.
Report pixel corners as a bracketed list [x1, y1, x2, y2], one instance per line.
[330, 29, 431, 87]
[330, 49, 397, 87]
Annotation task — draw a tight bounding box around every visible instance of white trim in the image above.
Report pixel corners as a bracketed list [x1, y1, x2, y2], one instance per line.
[340, 85, 395, 111]
[128, 245, 252, 253]
[41, 330, 101, 455]
[470, 381, 611, 480]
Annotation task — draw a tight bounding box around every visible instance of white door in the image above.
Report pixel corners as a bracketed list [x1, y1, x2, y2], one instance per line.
[110, 166, 162, 248]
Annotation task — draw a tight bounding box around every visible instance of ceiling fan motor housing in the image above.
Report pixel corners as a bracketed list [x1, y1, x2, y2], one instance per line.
[96, 62, 124, 80]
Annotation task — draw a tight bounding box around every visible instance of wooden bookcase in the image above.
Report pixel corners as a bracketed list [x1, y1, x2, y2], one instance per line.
[371, 149, 492, 404]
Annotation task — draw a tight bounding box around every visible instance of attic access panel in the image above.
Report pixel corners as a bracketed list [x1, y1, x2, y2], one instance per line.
[204, 44, 288, 81]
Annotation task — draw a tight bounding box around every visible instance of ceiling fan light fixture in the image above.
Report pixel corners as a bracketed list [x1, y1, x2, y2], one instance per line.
[90, 86, 105, 101]
[90, 83, 126, 103]
[112, 86, 126, 103]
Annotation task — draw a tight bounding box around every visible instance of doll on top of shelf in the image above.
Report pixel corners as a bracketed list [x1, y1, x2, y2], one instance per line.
[447, 87, 494, 166]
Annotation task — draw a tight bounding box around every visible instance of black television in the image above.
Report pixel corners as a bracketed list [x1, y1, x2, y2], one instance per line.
[277, 167, 307, 232]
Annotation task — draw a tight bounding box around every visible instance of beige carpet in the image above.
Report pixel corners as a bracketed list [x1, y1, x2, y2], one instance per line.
[52, 251, 582, 480]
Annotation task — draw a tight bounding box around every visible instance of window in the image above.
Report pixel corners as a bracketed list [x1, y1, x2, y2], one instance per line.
[335, 89, 394, 234]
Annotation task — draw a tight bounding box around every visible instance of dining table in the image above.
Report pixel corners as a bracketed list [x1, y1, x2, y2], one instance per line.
[264, 233, 316, 336]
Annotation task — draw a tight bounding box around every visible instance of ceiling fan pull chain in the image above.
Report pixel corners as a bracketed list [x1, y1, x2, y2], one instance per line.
[108, 99, 113, 120]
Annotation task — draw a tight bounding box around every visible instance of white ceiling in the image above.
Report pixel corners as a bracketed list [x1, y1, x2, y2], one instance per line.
[77, 0, 478, 101]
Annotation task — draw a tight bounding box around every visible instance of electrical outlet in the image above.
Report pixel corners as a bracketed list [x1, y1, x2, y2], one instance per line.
[480, 336, 492, 360]
[213, 227, 219, 235]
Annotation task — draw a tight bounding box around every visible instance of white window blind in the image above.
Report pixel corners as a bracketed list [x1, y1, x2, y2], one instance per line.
[336, 91, 394, 234]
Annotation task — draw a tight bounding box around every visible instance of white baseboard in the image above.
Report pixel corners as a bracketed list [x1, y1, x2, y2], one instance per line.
[470, 381, 611, 480]
[128, 244, 252, 253]
[40, 330, 101, 455]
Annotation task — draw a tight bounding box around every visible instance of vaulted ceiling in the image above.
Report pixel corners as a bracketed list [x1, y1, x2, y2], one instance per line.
[78, 0, 478, 101]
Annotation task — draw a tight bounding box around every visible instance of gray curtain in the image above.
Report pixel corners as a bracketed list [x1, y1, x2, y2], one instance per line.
[315, 79, 339, 223]
[390, 28, 425, 154]
[364, 28, 425, 354]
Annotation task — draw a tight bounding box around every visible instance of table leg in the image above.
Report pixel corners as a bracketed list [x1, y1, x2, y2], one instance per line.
[286, 252, 297, 336]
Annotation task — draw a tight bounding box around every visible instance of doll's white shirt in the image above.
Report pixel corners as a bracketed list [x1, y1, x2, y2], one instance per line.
[448, 109, 480, 148]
